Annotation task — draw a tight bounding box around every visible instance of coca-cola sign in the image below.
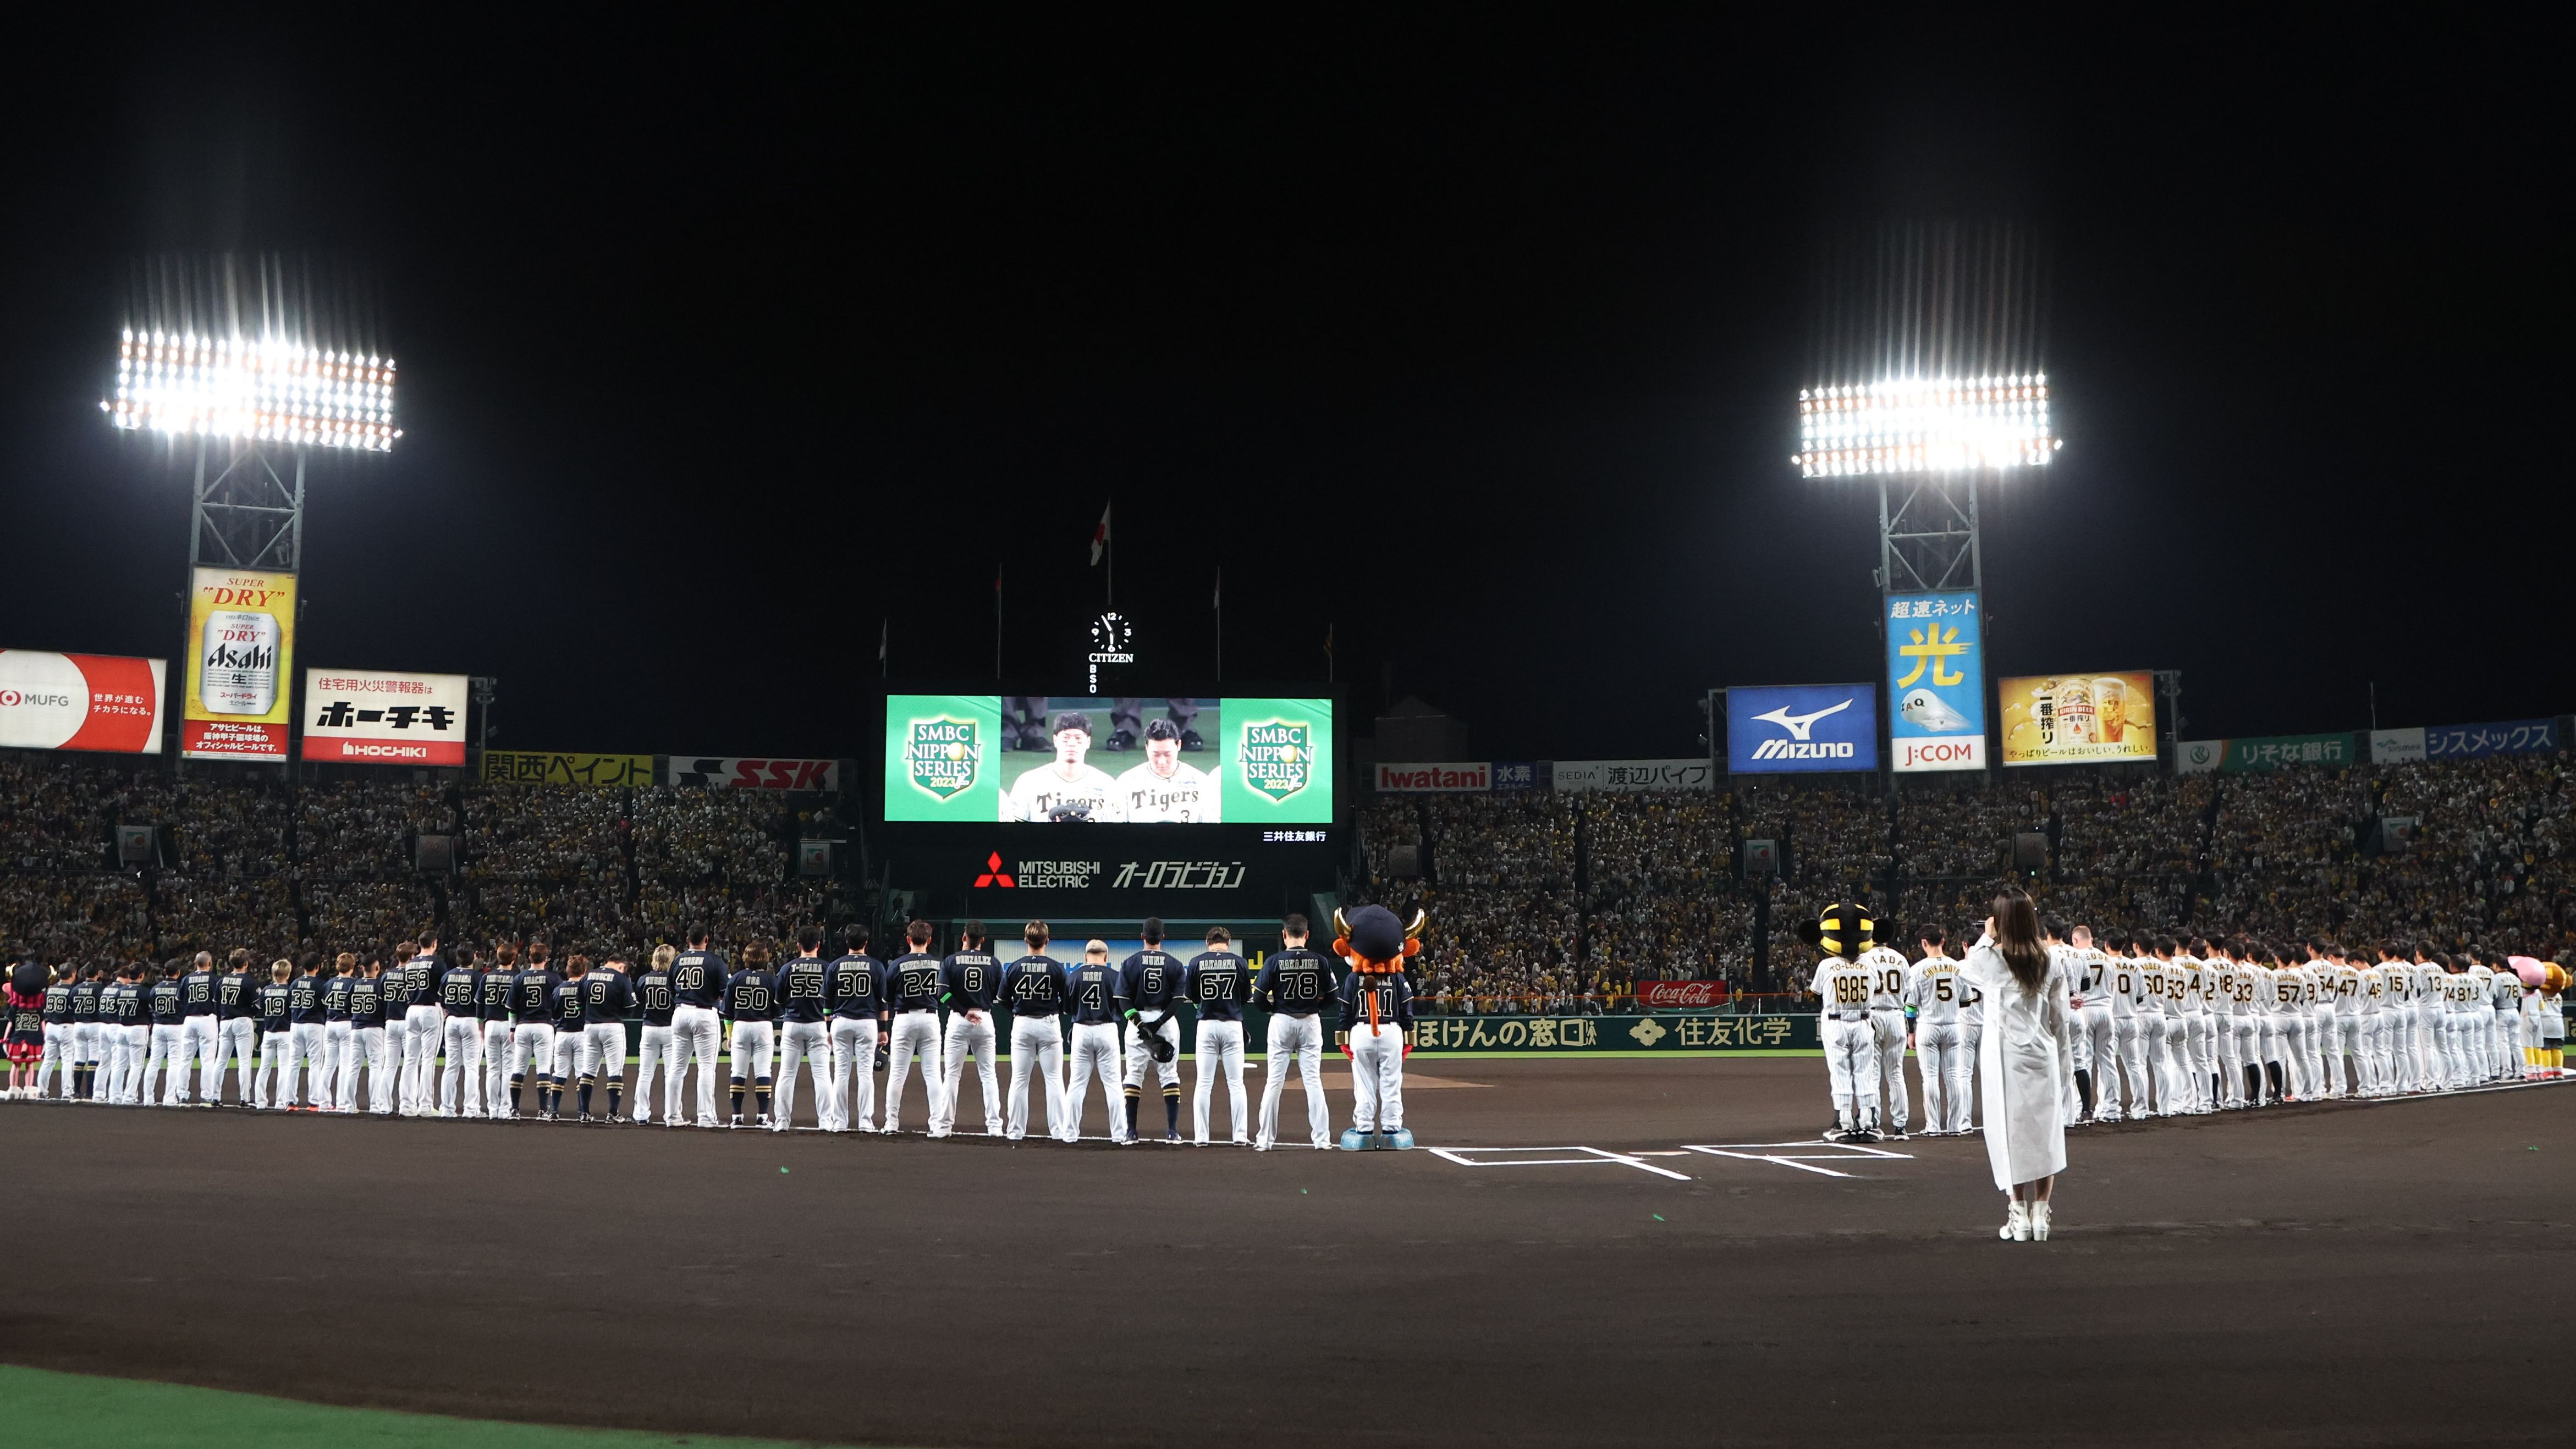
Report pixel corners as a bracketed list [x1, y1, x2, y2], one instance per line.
[1633, 980, 1730, 1009]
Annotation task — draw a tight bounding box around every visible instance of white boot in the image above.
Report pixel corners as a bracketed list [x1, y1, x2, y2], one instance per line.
[2032, 1202, 2052, 1241]
[2001, 1200, 2029, 1242]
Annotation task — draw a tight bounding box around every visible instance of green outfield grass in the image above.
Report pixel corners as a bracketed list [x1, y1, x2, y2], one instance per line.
[0, 1366, 886, 1449]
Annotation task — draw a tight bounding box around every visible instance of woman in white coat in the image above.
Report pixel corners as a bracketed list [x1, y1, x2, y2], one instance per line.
[1959, 887, 2074, 1242]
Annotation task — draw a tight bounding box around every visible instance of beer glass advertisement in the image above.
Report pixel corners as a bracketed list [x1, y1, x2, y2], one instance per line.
[183, 566, 296, 761]
[884, 694, 1332, 824]
[1884, 590, 1985, 773]
[1998, 671, 2156, 766]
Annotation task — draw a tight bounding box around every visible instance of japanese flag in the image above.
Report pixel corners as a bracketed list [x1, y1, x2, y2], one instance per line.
[1091, 502, 1110, 566]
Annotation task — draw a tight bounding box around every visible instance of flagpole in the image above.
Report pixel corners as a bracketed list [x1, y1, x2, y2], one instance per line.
[994, 563, 1003, 679]
[1214, 565, 1223, 682]
[1106, 499, 1114, 609]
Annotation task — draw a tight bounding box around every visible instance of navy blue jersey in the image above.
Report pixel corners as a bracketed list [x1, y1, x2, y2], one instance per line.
[71, 981, 103, 1022]
[671, 949, 730, 1009]
[550, 979, 591, 1033]
[1252, 947, 1334, 1018]
[723, 969, 778, 1023]
[256, 982, 293, 1032]
[43, 982, 75, 1023]
[1183, 952, 1249, 1023]
[149, 978, 185, 1025]
[826, 953, 884, 1018]
[1065, 961, 1127, 1026]
[322, 973, 354, 1022]
[1120, 949, 1185, 1018]
[288, 974, 326, 1024]
[941, 951, 1003, 1013]
[584, 969, 635, 1024]
[1003, 955, 1068, 1017]
[512, 968, 560, 1021]
[885, 954, 944, 1012]
[5, 996, 40, 1041]
[346, 976, 389, 1029]
[108, 982, 146, 1024]
[1336, 969, 1416, 1031]
[632, 966, 676, 1027]
[217, 969, 261, 1020]
[775, 956, 831, 1023]
[478, 969, 516, 1022]
[403, 956, 442, 1007]
[439, 966, 483, 1015]
[180, 969, 219, 1016]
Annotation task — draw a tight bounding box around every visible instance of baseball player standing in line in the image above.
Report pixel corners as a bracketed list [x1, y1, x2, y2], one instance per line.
[107, 964, 150, 1104]
[1252, 914, 1336, 1152]
[1065, 939, 1133, 1144]
[629, 945, 678, 1124]
[208, 946, 263, 1108]
[1333, 906, 1416, 1149]
[2360, 948, 2393, 1095]
[879, 922, 946, 1134]
[932, 922, 1004, 1138]
[1184, 927, 1250, 1145]
[398, 933, 446, 1117]
[68, 965, 104, 1101]
[37, 966, 73, 1100]
[1856, 933, 1912, 1138]
[436, 944, 485, 1117]
[477, 943, 519, 1119]
[2066, 926, 2113, 1122]
[2412, 947, 2444, 1091]
[668, 929, 728, 1128]
[2204, 941, 2242, 1109]
[2178, 938, 2215, 1115]
[507, 940, 561, 1120]
[285, 954, 327, 1111]
[772, 929, 833, 1133]
[1906, 928, 1964, 1135]
[542, 954, 592, 1120]
[144, 962, 186, 1105]
[2326, 945, 2366, 1097]
[724, 943, 780, 1127]
[1001, 922, 1070, 1143]
[824, 925, 885, 1133]
[346, 957, 395, 1115]
[252, 961, 293, 1108]
[1119, 919, 1186, 1143]
[319, 954, 356, 1111]
[582, 950, 636, 1123]
[1807, 906, 1879, 1143]
[170, 951, 219, 1105]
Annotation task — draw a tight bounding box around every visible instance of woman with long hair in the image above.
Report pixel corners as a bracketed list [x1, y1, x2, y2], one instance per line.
[1961, 886, 2074, 1241]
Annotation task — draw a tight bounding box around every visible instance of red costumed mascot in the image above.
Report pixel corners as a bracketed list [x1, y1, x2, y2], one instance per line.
[1333, 904, 1423, 1150]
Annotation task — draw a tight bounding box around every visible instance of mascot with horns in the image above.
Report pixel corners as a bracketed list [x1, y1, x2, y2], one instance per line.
[1333, 904, 1423, 1150]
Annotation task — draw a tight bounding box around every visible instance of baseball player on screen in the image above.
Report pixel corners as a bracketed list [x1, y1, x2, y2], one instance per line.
[476, 943, 518, 1119]
[1115, 719, 1220, 823]
[723, 944, 780, 1127]
[824, 925, 885, 1133]
[629, 945, 678, 1125]
[669, 928, 729, 1128]
[1001, 711, 1125, 822]
[1119, 919, 1186, 1142]
[773, 929, 833, 1133]
[1906, 927, 1964, 1135]
[1184, 928, 1250, 1145]
[1253, 914, 1335, 1152]
[1002, 922, 1070, 1142]
[880, 922, 946, 1133]
[1065, 939, 1132, 1144]
[933, 921, 1004, 1138]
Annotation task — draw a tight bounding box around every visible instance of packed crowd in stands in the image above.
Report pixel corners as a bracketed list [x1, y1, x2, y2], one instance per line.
[1352, 751, 2576, 1011]
[0, 756, 849, 970]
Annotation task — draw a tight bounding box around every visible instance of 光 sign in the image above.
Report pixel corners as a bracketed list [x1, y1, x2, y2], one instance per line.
[1727, 684, 1880, 774]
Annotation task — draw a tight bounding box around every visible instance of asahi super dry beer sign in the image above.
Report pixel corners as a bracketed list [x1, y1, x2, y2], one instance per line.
[184, 566, 296, 761]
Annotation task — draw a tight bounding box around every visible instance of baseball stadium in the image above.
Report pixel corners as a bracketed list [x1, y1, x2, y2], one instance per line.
[2, 13, 2566, 1449]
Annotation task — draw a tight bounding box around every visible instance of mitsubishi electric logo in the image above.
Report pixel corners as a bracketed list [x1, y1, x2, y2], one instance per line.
[972, 852, 1016, 887]
[1751, 698, 1851, 741]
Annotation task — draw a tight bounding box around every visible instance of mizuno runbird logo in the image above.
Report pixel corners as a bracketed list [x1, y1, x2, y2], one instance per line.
[1752, 698, 1852, 741]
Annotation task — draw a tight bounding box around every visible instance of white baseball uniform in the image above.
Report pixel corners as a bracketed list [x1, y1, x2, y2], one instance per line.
[1905, 952, 1964, 1134]
[1813, 958, 1878, 1134]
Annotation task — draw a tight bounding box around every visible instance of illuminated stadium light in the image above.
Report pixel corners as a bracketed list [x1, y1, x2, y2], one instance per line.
[1792, 374, 2056, 478]
[101, 329, 400, 452]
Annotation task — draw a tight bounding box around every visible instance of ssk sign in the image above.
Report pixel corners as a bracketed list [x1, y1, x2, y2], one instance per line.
[1726, 684, 1880, 774]
[667, 756, 841, 791]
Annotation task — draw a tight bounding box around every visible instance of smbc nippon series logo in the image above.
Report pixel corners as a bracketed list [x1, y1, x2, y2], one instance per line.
[905, 715, 982, 799]
[1239, 719, 1311, 802]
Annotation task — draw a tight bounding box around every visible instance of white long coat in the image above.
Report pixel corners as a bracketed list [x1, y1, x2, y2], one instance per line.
[1961, 944, 2072, 1191]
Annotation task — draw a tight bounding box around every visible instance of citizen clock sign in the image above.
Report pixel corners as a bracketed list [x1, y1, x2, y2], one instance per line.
[1086, 611, 1135, 695]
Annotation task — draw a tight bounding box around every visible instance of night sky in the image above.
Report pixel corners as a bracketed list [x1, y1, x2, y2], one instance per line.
[1, 14, 2561, 763]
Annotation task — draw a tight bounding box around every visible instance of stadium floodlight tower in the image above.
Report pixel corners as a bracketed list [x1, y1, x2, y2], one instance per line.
[1792, 373, 2057, 593]
[104, 328, 400, 574]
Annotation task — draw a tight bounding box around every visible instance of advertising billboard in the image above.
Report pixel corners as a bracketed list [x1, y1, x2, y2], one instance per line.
[1726, 685, 1880, 774]
[0, 650, 167, 754]
[667, 756, 843, 791]
[2423, 717, 2560, 762]
[478, 750, 654, 787]
[1884, 591, 1985, 773]
[1374, 762, 1489, 792]
[884, 694, 1333, 824]
[302, 669, 467, 766]
[1997, 671, 2157, 767]
[183, 566, 296, 760]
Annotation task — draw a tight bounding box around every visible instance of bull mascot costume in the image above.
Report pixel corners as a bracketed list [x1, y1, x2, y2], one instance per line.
[1333, 904, 1423, 1150]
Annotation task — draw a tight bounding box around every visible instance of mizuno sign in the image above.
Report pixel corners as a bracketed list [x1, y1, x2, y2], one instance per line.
[1748, 738, 1858, 760]
[1726, 684, 1880, 775]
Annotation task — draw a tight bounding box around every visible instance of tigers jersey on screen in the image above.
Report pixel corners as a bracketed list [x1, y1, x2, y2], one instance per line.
[1856, 946, 1910, 1012]
[1001, 762, 1124, 822]
[1115, 759, 1220, 823]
